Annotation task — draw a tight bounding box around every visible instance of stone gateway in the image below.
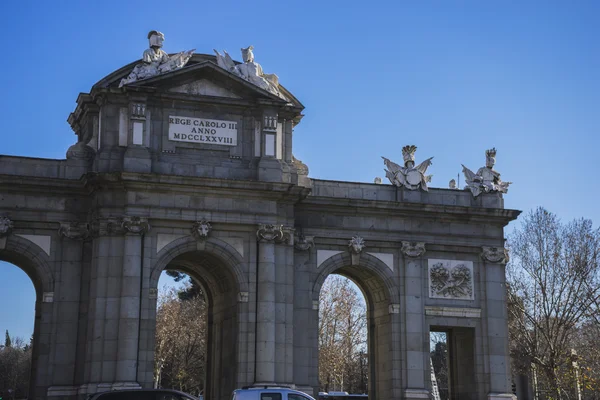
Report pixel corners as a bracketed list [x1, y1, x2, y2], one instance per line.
[0, 32, 519, 400]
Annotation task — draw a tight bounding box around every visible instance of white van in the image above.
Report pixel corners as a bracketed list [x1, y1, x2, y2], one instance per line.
[231, 387, 316, 400]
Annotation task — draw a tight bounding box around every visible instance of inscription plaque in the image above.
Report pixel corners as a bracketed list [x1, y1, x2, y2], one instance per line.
[168, 116, 237, 146]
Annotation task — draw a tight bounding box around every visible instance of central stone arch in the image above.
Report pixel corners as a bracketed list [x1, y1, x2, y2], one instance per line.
[312, 252, 402, 400]
[144, 236, 250, 400]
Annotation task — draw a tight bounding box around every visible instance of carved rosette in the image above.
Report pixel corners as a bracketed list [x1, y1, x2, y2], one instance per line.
[348, 236, 365, 254]
[192, 220, 212, 240]
[0, 216, 14, 237]
[58, 222, 91, 241]
[481, 246, 510, 264]
[294, 234, 314, 251]
[401, 241, 426, 258]
[256, 224, 284, 242]
[122, 216, 150, 235]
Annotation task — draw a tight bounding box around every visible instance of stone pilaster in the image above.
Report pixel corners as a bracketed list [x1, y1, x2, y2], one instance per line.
[482, 246, 514, 397]
[255, 224, 281, 384]
[115, 217, 149, 387]
[401, 242, 429, 396]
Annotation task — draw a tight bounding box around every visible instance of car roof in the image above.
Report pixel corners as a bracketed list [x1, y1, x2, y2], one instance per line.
[233, 388, 315, 397]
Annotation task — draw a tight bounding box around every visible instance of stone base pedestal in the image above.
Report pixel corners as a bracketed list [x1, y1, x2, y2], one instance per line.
[404, 388, 429, 399]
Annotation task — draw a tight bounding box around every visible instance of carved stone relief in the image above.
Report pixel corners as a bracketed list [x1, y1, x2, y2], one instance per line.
[428, 259, 474, 300]
[256, 224, 284, 242]
[481, 246, 509, 264]
[58, 222, 91, 241]
[294, 234, 314, 251]
[192, 220, 212, 240]
[0, 216, 14, 237]
[401, 241, 426, 258]
[122, 216, 150, 235]
[348, 236, 365, 254]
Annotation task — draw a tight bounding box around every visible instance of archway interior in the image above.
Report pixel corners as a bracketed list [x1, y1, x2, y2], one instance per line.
[430, 330, 450, 400]
[318, 264, 392, 400]
[154, 251, 239, 400]
[0, 260, 37, 400]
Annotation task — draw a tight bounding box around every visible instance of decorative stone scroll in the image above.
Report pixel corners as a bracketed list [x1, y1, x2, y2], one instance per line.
[382, 145, 433, 191]
[58, 222, 91, 241]
[119, 31, 195, 87]
[192, 220, 212, 240]
[0, 216, 14, 237]
[428, 259, 474, 300]
[462, 147, 512, 197]
[481, 246, 509, 264]
[294, 234, 314, 251]
[401, 241, 426, 258]
[256, 224, 284, 242]
[122, 216, 150, 235]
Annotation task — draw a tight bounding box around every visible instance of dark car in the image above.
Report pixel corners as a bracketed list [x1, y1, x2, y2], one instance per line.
[88, 389, 198, 400]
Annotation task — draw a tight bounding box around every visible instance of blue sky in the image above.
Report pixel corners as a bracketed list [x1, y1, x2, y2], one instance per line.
[1, 0, 599, 340]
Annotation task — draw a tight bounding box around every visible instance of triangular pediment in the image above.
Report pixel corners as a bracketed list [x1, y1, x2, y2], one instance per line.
[92, 54, 304, 109]
[167, 78, 242, 98]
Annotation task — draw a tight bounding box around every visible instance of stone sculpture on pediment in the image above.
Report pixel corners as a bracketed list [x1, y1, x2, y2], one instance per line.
[119, 31, 195, 87]
[481, 246, 510, 264]
[401, 241, 426, 258]
[192, 220, 212, 240]
[462, 147, 511, 197]
[382, 145, 433, 191]
[0, 216, 14, 237]
[214, 45, 286, 99]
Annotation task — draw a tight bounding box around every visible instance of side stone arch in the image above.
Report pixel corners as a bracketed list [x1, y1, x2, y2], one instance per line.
[312, 251, 399, 305]
[0, 234, 55, 297]
[149, 235, 249, 293]
[310, 250, 402, 400]
[0, 234, 55, 400]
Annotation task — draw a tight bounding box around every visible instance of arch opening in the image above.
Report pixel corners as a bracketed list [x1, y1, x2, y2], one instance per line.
[148, 247, 244, 400]
[314, 254, 399, 400]
[0, 260, 38, 400]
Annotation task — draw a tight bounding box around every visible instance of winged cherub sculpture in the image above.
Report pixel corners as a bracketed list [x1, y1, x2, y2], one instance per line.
[382, 145, 433, 191]
[462, 147, 511, 197]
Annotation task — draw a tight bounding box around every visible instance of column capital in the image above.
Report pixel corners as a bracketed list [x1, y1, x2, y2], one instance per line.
[58, 221, 91, 241]
[257, 224, 284, 242]
[122, 216, 150, 235]
[401, 241, 426, 258]
[481, 246, 509, 264]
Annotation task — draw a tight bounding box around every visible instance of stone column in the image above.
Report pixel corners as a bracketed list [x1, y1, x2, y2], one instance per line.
[115, 217, 149, 388]
[481, 247, 516, 400]
[401, 242, 430, 400]
[255, 224, 281, 384]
